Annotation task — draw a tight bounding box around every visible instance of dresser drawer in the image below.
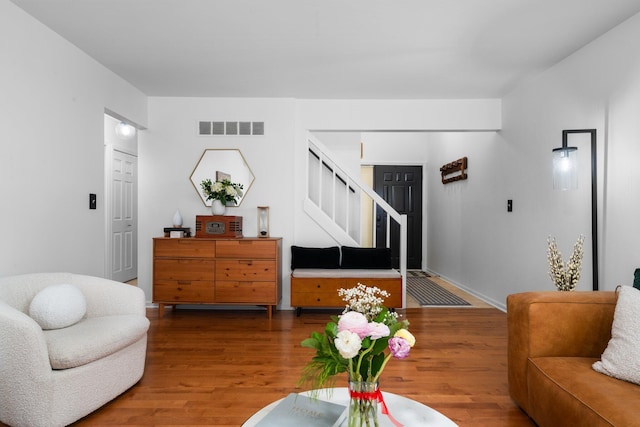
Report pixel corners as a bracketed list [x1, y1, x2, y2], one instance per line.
[216, 260, 276, 281]
[215, 281, 277, 304]
[154, 238, 216, 258]
[154, 259, 215, 281]
[215, 240, 276, 259]
[153, 279, 214, 303]
[291, 292, 344, 307]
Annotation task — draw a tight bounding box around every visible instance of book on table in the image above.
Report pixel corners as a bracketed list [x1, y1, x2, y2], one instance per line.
[254, 392, 347, 427]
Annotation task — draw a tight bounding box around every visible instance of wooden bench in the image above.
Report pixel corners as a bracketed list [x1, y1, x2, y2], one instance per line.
[289, 245, 403, 315]
[291, 268, 403, 315]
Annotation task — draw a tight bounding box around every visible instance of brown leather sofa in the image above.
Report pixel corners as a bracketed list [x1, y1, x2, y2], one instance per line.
[507, 291, 640, 427]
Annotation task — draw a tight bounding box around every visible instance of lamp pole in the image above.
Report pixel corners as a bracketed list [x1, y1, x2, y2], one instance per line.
[559, 129, 598, 291]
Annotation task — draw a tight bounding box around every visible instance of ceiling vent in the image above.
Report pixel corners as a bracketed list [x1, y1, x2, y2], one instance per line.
[198, 121, 265, 136]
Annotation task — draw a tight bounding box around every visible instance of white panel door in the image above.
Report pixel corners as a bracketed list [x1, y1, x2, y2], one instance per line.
[111, 150, 137, 282]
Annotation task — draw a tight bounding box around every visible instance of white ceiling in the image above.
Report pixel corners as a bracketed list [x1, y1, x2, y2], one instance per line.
[11, 0, 640, 99]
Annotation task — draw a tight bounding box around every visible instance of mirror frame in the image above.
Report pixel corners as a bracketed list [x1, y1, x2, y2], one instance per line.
[189, 149, 255, 207]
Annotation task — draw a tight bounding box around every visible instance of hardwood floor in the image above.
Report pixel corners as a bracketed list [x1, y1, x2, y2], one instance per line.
[41, 306, 534, 427]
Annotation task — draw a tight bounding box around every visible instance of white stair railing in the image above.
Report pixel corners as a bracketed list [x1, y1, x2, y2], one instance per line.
[304, 132, 407, 306]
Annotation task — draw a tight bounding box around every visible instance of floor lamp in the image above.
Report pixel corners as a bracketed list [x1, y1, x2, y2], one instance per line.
[551, 129, 598, 291]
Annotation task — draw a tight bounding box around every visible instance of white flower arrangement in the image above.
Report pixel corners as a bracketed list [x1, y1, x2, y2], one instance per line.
[338, 284, 398, 321]
[200, 178, 243, 205]
[547, 235, 585, 291]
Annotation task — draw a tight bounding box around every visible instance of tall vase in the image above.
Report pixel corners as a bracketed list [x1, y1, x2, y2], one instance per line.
[348, 379, 379, 427]
[211, 199, 226, 215]
[172, 209, 183, 227]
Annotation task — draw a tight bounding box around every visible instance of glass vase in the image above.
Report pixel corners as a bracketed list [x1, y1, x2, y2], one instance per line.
[348, 379, 379, 427]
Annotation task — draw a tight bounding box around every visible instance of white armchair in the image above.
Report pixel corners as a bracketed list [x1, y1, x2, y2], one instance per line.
[0, 273, 149, 427]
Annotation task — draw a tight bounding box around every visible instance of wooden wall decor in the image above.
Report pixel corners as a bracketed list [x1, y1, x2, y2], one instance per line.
[440, 157, 468, 184]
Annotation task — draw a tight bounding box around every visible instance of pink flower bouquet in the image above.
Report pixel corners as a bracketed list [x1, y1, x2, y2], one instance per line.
[300, 283, 415, 388]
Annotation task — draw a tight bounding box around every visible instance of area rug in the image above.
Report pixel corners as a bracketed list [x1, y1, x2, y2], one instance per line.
[406, 273, 471, 306]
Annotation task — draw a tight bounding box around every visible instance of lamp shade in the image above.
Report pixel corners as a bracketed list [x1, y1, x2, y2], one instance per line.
[552, 147, 578, 190]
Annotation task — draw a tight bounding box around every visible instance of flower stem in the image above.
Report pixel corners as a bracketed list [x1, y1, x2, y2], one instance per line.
[372, 353, 392, 383]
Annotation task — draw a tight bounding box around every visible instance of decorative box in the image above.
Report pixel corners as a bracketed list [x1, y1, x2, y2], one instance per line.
[195, 215, 243, 238]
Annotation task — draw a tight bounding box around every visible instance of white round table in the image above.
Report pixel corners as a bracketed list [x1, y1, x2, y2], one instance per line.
[242, 387, 458, 427]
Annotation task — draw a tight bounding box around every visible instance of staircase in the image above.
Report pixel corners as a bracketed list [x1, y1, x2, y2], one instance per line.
[304, 133, 407, 304]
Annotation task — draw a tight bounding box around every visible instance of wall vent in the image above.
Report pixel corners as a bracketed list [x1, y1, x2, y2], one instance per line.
[225, 121, 238, 135]
[198, 121, 265, 136]
[252, 122, 265, 135]
[212, 122, 225, 135]
[239, 122, 251, 135]
[199, 121, 212, 135]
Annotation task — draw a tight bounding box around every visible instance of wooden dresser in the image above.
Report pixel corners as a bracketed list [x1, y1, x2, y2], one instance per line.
[153, 237, 282, 318]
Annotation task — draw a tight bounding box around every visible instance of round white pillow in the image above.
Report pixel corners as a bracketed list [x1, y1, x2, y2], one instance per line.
[29, 284, 87, 330]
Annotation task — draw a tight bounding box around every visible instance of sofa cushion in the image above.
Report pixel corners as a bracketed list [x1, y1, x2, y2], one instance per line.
[528, 356, 640, 427]
[593, 286, 640, 385]
[340, 246, 392, 269]
[291, 246, 340, 270]
[29, 284, 87, 330]
[43, 314, 150, 369]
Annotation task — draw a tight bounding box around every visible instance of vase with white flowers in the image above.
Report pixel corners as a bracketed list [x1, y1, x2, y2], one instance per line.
[300, 283, 414, 427]
[200, 178, 243, 215]
[547, 235, 585, 291]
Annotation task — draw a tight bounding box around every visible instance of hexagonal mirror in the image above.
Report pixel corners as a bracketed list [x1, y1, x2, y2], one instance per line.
[190, 149, 255, 206]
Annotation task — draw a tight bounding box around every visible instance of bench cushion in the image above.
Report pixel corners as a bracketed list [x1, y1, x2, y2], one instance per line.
[43, 314, 150, 369]
[291, 268, 401, 279]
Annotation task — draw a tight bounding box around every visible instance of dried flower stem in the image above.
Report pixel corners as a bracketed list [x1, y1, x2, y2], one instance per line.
[547, 235, 585, 291]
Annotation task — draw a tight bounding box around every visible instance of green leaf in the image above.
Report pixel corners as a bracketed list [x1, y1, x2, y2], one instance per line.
[369, 352, 386, 376]
[325, 321, 338, 338]
[370, 337, 390, 355]
[301, 337, 320, 350]
[361, 336, 372, 349]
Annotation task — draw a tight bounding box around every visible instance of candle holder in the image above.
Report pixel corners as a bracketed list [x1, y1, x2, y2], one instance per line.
[257, 206, 270, 238]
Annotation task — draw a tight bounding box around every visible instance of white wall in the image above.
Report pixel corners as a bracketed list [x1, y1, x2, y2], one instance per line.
[139, 98, 500, 308]
[360, 132, 429, 165]
[0, 0, 147, 278]
[138, 97, 296, 306]
[9, 0, 637, 312]
[425, 12, 640, 309]
[293, 99, 501, 254]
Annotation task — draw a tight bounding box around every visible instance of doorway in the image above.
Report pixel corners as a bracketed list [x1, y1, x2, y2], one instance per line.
[104, 114, 138, 282]
[374, 165, 423, 269]
[109, 150, 138, 282]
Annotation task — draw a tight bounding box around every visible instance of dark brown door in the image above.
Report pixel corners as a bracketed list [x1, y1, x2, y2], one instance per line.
[374, 165, 422, 269]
